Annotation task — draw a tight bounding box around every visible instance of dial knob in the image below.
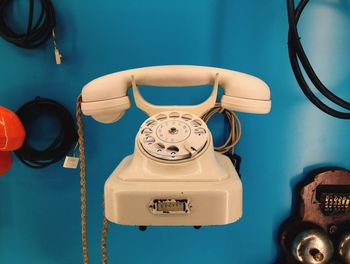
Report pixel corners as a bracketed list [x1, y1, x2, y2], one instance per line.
[291, 229, 333, 264]
[339, 233, 350, 264]
[138, 111, 209, 161]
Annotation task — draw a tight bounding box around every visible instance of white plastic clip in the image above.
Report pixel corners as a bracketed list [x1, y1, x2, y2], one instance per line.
[52, 28, 62, 65]
[63, 142, 79, 169]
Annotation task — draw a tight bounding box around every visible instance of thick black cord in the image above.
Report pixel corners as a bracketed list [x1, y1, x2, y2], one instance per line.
[287, 0, 350, 119]
[15, 98, 77, 168]
[0, 0, 56, 48]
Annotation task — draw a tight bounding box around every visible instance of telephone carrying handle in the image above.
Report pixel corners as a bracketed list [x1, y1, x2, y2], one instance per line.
[131, 73, 220, 117]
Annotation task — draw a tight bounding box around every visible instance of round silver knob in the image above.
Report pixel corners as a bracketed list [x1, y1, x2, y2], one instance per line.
[339, 233, 350, 264]
[291, 229, 333, 264]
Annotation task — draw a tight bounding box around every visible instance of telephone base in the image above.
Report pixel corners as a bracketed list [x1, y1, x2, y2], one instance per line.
[104, 153, 242, 226]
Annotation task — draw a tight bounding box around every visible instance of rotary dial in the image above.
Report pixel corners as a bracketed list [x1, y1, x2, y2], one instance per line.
[138, 111, 209, 161]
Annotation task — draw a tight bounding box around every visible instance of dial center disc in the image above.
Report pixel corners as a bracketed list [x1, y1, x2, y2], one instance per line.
[156, 120, 191, 143]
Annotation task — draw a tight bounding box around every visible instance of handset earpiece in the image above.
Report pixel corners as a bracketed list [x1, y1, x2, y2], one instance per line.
[81, 96, 130, 123]
[220, 73, 271, 114]
[81, 71, 132, 123]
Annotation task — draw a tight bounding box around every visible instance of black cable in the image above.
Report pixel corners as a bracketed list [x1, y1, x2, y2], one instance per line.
[15, 97, 77, 168]
[287, 0, 350, 119]
[0, 0, 56, 48]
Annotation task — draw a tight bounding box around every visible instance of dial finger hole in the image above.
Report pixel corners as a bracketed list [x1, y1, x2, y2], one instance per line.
[156, 114, 167, 121]
[146, 119, 157, 127]
[154, 142, 165, 152]
[141, 128, 152, 135]
[191, 119, 202, 127]
[181, 114, 192, 121]
[194, 128, 206, 135]
[144, 136, 155, 144]
[169, 112, 180, 118]
[167, 145, 179, 153]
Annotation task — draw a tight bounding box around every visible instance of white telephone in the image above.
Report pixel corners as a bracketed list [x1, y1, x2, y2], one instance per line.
[80, 65, 271, 227]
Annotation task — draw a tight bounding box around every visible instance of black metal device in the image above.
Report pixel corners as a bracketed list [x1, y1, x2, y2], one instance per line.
[277, 168, 350, 264]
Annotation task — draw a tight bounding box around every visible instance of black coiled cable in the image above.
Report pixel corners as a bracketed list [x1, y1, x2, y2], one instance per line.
[15, 98, 77, 168]
[0, 0, 56, 48]
[287, 0, 350, 119]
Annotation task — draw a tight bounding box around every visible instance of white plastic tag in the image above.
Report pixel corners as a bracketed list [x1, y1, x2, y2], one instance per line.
[63, 156, 79, 169]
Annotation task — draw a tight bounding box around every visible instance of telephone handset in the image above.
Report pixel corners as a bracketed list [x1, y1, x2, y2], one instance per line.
[79, 65, 271, 226]
[81, 65, 271, 123]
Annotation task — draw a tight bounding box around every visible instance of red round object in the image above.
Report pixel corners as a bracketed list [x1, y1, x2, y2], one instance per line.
[0, 151, 12, 176]
[0, 106, 25, 151]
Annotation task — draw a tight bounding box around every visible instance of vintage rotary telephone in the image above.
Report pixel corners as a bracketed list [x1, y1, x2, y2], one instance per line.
[77, 65, 271, 263]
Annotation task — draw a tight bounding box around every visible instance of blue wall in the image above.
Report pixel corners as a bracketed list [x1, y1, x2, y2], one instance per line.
[1, 0, 350, 263]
